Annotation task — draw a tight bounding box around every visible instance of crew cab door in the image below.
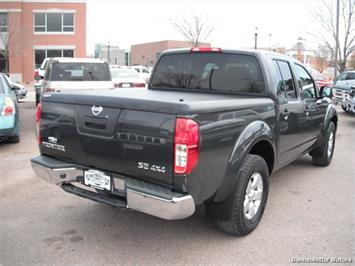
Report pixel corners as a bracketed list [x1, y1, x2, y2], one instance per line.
[293, 64, 326, 141]
[273, 60, 314, 165]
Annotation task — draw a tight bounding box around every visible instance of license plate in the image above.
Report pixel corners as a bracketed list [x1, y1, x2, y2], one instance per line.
[121, 83, 131, 88]
[84, 169, 111, 191]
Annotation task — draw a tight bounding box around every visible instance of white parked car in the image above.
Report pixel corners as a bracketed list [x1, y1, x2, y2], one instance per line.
[110, 68, 146, 88]
[34, 58, 51, 105]
[39, 58, 114, 102]
[130, 65, 151, 82]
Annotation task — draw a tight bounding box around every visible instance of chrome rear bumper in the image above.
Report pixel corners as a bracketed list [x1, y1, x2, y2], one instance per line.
[31, 155, 195, 220]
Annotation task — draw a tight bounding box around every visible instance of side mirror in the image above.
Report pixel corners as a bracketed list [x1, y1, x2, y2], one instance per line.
[320, 87, 332, 98]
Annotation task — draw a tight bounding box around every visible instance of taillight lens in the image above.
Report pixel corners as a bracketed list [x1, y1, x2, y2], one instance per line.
[35, 103, 42, 144]
[114, 83, 119, 88]
[1, 97, 15, 116]
[133, 83, 146, 88]
[174, 118, 199, 175]
[34, 70, 39, 80]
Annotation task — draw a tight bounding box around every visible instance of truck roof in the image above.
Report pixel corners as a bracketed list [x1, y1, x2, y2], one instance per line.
[48, 58, 107, 64]
[160, 47, 294, 63]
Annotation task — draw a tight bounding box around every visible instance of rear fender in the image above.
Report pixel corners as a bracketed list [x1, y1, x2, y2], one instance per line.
[205, 120, 275, 220]
[310, 104, 337, 157]
[323, 104, 337, 132]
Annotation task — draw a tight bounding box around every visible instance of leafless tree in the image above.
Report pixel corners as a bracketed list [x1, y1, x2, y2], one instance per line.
[170, 14, 215, 47]
[0, 20, 23, 73]
[0, 30, 11, 73]
[310, 0, 355, 73]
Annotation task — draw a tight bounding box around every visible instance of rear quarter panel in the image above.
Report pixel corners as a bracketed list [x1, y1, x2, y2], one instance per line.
[176, 101, 276, 205]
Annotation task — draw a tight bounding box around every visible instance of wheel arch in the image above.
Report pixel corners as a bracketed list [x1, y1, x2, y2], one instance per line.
[249, 139, 275, 175]
[205, 120, 275, 220]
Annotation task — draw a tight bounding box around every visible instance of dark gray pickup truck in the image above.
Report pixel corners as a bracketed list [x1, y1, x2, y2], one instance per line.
[31, 48, 338, 236]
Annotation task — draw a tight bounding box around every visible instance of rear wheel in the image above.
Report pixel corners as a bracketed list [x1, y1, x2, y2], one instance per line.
[311, 122, 336, 166]
[217, 154, 269, 236]
[341, 104, 348, 112]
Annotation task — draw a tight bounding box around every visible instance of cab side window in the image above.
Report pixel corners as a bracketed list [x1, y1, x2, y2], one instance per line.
[294, 64, 316, 99]
[274, 60, 297, 99]
[346, 72, 355, 80]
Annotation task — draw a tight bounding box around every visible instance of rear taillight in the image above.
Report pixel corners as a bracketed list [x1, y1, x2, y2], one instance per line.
[133, 83, 145, 88]
[46, 88, 55, 92]
[1, 97, 15, 116]
[34, 70, 39, 80]
[114, 83, 119, 88]
[174, 118, 199, 175]
[35, 103, 42, 144]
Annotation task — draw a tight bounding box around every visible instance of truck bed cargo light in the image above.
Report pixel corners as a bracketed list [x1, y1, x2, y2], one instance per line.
[190, 47, 222, 52]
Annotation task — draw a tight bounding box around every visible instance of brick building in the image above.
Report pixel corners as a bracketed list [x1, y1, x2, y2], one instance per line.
[131, 40, 210, 67]
[0, 0, 86, 83]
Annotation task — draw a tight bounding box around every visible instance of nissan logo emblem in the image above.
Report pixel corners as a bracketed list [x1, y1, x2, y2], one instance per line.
[91, 105, 103, 116]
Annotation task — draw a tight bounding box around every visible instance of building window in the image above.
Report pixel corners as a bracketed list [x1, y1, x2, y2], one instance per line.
[34, 13, 74, 33]
[34, 49, 74, 68]
[0, 13, 8, 32]
[63, 50, 74, 57]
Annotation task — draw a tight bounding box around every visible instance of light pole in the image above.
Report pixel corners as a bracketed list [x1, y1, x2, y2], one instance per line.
[107, 42, 111, 64]
[269, 33, 272, 51]
[254, 27, 258, 49]
[334, 0, 340, 78]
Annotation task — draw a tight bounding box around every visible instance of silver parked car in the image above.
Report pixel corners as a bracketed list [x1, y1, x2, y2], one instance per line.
[3, 75, 27, 102]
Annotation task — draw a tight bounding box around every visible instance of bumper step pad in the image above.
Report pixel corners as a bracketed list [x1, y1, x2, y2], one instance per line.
[61, 183, 126, 208]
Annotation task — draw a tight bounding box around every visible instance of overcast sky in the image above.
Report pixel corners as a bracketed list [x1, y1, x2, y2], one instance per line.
[86, 0, 322, 55]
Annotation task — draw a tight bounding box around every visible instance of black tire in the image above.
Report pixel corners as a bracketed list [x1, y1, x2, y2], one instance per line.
[8, 134, 20, 143]
[35, 93, 40, 106]
[311, 122, 336, 166]
[217, 154, 269, 236]
[341, 105, 348, 112]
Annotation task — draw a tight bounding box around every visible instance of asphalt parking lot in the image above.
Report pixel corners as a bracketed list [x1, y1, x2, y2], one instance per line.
[0, 90, 354, 265]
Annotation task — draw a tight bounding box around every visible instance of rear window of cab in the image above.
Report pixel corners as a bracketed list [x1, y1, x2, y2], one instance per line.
[150, 53, 265, 94]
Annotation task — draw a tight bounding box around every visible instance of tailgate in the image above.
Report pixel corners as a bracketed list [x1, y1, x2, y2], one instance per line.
[40, 101, 175, 186]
